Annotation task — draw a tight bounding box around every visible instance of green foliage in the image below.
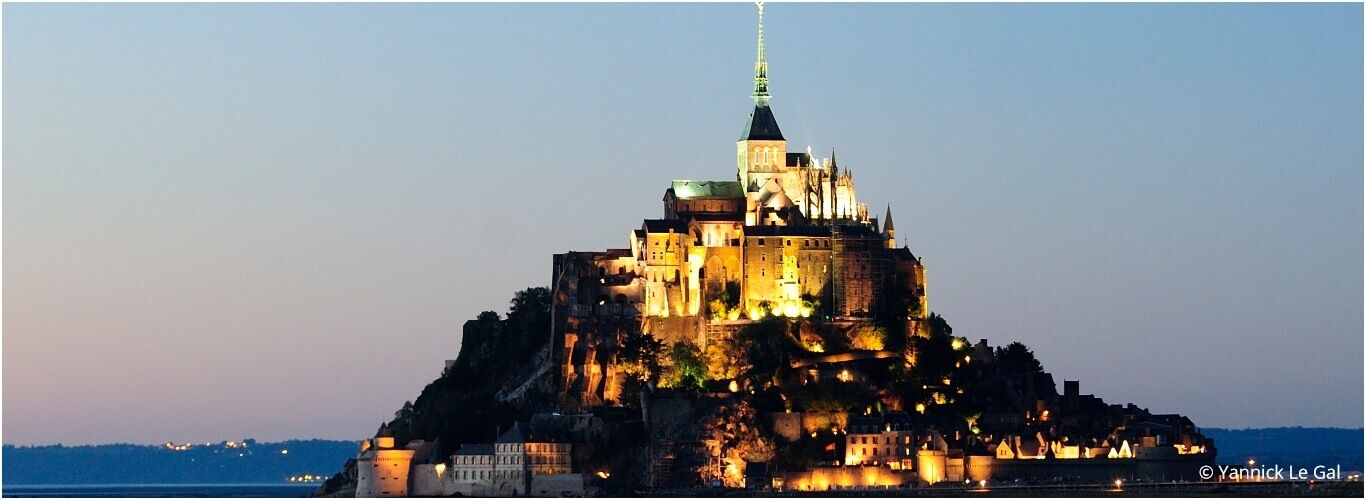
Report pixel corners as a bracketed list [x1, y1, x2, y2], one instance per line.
[721, 281, 741, 311]
[709, 280, 743, 320]
[662, 342, 707, 390]
[616, 327, 663, 382]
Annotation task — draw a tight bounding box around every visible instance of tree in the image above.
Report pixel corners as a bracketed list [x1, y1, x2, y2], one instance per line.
[616, 327, 662, 382]
[995, 341, 1044, 374]
[662, 342, 707, 390]
[927, 312, 952, 338]
[847, 324, 887, 350]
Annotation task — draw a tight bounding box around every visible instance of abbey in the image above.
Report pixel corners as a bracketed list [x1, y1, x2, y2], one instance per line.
[551, 5, 927, 411]
[332, 7, 1220, 496]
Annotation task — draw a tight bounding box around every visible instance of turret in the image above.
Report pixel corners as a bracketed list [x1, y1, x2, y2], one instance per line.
[884, 205, 896, 248]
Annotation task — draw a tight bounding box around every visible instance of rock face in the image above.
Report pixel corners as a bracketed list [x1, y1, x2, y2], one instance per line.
[315, 288, 559, 497]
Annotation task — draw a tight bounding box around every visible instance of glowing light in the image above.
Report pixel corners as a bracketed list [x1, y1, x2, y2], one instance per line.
[596, 471, 611, 479]
[838, 369, 851, 382]
[915, 403, 926, 414]
[281, 449, 288, 455]
[951, 338, 965, 351]
[783, 302, 799, 317]
[434, 463, 446, 476]
[729, 380, 740, 392]
[1115, 479, 1123, 490]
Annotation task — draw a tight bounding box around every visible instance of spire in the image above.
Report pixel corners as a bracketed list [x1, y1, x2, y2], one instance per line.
[753, 2, 769, 104]
[740, 2, 783, 141]
[884, 205, 895, 232]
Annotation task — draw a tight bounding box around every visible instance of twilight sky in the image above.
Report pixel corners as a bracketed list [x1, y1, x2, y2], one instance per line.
[4, 3, 1361, 446]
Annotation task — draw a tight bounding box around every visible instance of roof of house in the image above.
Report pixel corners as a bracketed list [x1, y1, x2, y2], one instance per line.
[453, 443, 494, 456]
[495, 422, 531, 444]
[642, 219, 689, 234]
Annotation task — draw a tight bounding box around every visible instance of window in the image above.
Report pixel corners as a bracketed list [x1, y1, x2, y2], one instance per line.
[758, 238, 765, 246]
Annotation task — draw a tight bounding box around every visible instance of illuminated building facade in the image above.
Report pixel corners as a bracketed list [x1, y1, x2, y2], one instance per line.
[446, 423, 575, 496]
[552, 3, 928, 412]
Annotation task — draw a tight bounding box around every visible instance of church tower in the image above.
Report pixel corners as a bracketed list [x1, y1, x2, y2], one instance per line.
[737, 2, 787, 191]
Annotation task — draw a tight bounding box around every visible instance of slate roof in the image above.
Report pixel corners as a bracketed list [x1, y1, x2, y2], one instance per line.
[740, 104, 784, 141]
[495, 422, 531, 444]
[642, 219, 689, 234]
[671, 180, 744, 199]
[453, 443, 494, 456]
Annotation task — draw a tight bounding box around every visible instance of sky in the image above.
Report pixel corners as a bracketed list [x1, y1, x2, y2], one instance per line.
[3, 3, 1361, 446]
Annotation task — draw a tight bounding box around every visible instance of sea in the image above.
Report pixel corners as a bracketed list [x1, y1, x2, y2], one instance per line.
[1, 484, 320, 498]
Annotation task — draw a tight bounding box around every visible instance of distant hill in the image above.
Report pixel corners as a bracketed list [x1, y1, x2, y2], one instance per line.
[1203, 427, 1364, 470]
[2, 439, 358, 486]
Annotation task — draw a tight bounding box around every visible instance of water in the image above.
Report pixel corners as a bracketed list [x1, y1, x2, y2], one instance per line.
[1, 484, 319, 498]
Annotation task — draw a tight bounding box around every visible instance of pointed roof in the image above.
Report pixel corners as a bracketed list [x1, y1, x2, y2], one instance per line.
[495, 422, 531, 444]
[740, 3, 784, 142]
[883, 205, 895, 232]
[375, 422, 393, 438]
[741, 104, 784, 141]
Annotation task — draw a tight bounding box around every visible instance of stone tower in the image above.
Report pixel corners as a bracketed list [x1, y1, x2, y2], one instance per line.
[355, 423, 415, 497]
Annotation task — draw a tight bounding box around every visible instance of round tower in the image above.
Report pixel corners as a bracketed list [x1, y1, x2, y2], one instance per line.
[355, 423, 415, 497]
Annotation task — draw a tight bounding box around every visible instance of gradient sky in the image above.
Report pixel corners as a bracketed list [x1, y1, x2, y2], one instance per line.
[4, 3, 1361, 446]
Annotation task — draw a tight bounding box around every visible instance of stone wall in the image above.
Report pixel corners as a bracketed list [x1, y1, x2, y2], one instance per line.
[529, 474, 586, 497]
[408, 464, 444, 497]
[781, 466, 914, 492]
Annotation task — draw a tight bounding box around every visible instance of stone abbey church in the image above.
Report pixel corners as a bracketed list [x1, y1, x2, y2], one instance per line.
[551, 6, 928, 412]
